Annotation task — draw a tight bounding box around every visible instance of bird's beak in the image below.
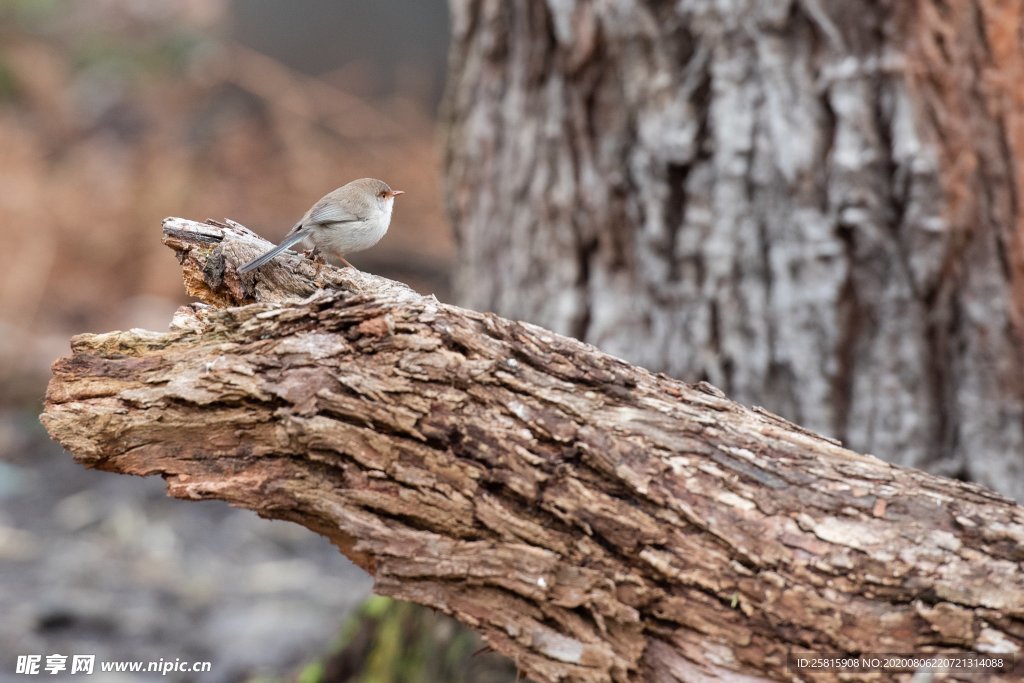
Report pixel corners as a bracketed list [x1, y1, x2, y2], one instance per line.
[390, 190, 405, 198]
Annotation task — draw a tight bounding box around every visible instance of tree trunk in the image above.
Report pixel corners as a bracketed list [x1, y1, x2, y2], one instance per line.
[41, 219, 1024, 682]
[443, 0, 1024, 500]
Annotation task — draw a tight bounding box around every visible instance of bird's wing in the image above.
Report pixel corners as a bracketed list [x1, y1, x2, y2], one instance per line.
[304, 198, 364, 227]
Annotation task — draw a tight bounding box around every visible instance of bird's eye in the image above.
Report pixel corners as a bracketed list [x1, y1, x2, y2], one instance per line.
[379, 190, 388, 199]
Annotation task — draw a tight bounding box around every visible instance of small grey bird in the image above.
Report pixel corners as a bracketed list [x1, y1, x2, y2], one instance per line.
[238, 178, 404, 273]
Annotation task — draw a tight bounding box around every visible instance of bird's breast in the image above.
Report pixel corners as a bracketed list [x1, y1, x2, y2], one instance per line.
[313, 207, 391, 255]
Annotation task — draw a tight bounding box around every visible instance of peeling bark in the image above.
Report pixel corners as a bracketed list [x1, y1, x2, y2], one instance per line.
[443, 0, 1024, 501]
[41, 219, 1024, 682]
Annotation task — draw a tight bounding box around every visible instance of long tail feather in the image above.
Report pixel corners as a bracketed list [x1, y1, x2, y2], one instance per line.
[237, 229, 309, 273]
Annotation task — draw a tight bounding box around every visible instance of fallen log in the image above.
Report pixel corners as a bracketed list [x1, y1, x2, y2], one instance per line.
[41, 218, 1024, 682]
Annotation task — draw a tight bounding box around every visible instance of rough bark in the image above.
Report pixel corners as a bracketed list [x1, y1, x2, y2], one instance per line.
[41, 219, 1024, 682]
[443, 0, 1024, 501]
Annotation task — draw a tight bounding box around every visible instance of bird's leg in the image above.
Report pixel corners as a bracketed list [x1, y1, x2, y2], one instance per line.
[337, 254, 356, 269]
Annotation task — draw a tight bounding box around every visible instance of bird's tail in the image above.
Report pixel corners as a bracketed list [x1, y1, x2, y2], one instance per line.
[237, 229, 309, 273]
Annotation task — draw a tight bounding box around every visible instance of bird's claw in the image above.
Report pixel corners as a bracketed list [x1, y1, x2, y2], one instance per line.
[302, 247, 327, 266]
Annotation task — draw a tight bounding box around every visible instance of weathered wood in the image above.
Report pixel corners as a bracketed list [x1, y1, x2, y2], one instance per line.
[42, 219, 1024, 682]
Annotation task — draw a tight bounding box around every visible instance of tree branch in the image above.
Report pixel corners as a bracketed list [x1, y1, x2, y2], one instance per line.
[41, 219, 1024, 682]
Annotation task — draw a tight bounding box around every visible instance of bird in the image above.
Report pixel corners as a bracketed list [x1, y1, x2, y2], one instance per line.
[237, 178, 404, 273]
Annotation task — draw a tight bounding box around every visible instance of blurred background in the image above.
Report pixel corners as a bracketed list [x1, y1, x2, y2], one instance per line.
[0, 1, 503, 681]
[6, 0, 1022, 680]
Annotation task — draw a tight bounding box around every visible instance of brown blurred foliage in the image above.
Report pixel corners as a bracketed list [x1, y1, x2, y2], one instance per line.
[0, 0, 450, 404]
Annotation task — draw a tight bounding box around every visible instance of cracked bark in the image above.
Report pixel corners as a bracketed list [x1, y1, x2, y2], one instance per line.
[443, 0, 1024, 501]
[41, 219, 1024, 682]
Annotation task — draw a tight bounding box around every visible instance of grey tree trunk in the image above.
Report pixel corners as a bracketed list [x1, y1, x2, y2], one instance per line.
[443, 0, 1024, 500]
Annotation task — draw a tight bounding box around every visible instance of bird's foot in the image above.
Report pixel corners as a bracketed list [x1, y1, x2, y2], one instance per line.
[302, 247, 328, 265]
